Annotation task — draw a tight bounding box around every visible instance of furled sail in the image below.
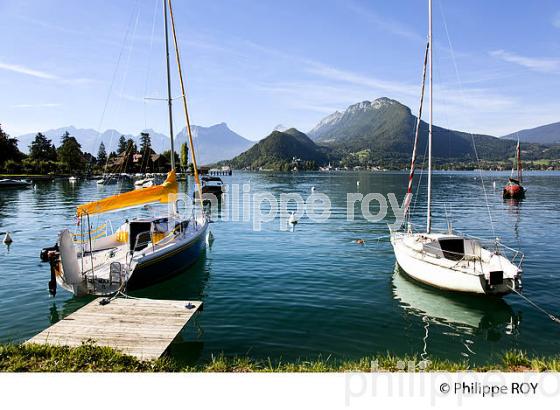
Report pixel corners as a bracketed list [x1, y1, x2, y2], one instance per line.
[76, 170, 178, 217]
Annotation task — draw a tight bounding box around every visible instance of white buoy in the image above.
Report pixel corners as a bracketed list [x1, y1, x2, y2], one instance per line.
[311, 186, 316, 193]
[288, 211, 298, 225]
[3, 232, 13, 245]
[356, 181, 360, 187]
[206, 230, 214, 246]
[493, 181, 496, 189]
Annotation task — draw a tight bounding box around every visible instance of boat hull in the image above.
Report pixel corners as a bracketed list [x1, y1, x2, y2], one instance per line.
[126, 222, 208, 290]
[503, 184, 525, 199]
[391, 235, 515, 296]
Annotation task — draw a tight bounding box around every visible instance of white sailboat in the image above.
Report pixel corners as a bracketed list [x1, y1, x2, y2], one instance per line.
[389, 0, 523, 296]
[43, 0, 209, 297]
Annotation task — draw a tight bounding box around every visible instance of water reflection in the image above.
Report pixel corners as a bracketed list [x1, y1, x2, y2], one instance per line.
[46, 247, 210, 365]
[392, 264, 520, 359]
[504, 198, 522, 243]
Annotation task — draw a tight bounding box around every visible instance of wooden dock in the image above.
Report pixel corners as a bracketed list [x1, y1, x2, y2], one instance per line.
[26, 297, 202, 360]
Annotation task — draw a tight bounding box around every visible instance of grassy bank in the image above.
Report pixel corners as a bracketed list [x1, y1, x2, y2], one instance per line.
[2, 343, 560, 372]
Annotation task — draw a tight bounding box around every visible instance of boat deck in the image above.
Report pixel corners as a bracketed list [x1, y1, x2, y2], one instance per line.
[26, 297, 202, 360]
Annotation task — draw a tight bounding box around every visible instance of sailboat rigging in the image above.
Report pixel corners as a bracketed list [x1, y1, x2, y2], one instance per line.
[43, 0, 209, 297]
[503, 139, 526, 199]
[390, 0, 523, 296]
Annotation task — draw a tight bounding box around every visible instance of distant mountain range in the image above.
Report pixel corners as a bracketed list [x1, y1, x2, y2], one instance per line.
[501, 121, 560, 145]
[16, 123, 253, 165]
[224, 97, 560, 170]
[307, 97, 520, 161]
[227, 128, 327, 170]
[13, 98, 560, 170]
[176, 123, 254, 165]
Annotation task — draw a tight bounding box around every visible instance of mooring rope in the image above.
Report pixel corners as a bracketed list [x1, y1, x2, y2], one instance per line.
[508, 285, 560, 325]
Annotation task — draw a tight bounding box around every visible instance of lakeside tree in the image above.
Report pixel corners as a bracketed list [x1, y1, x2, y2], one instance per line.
[180, 142, 188, 170]
[139, 132, 151, 154]
[57, 131, 85, 173]
[0, 124, 23, 169]
[97, 142, 107, 165]
[125, 138, 137, 155]
[162, 149, 179, 168]
[117, 135, 127, 155]
[29, 133, 57, 162]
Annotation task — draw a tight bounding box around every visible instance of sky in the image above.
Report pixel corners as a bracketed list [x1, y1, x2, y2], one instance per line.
[1, 0, 559, 142]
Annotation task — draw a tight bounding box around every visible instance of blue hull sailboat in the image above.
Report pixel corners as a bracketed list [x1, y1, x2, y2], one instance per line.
[44, 0, 209, 297]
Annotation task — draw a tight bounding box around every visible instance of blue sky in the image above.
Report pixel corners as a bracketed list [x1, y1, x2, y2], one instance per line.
[1, 0, 559, 142]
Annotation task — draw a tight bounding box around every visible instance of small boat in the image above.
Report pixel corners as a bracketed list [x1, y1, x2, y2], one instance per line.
[68, 176, 77, 183]
[389, 0, 522, 296]
[201, 176, 224, 197]
[134, 177, 155, 188]
[503, 140, 525, 199]
[96, 174, 118, 185]
[43, 0, 210, 297]
[0, 178, 32, 188]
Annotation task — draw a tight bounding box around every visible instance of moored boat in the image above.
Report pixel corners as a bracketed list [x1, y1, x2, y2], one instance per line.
[0, 178, 32, 188]
[201, 176, 224, 197]
[503, 140, 525, 199]
[43, 0, 210, 297]
[389, 0, 523, 296]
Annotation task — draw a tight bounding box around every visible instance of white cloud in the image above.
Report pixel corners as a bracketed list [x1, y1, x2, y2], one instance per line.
[304, 62, 419, 97]
[490, 50, 560, 73]
[345, 0, 423, 43]
[0, 62, 59, 80]
[12, 103, 61, 108]
[0, 60, 93, 84]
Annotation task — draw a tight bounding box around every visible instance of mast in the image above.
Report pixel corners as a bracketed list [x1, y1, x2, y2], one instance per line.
[163, 0, 175, 170]
[404, 41, 429, 221]
[167, 0, 204, 203]
[517, 139, 522, 183]
[426, 0, 433, 233]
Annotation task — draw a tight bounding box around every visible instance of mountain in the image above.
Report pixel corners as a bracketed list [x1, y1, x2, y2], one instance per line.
[308, 97, 520, 162]
[16, 126, 132, 155]
[273, 124, 290, 132]
[16, 123, 252, 163]
[501, 122, 560, 145]
[174, 122, 253, 165]
[226, 128, 328, 170]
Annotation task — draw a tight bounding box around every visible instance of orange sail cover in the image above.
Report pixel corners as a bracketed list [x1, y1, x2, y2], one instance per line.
[76, 170, 178, 217]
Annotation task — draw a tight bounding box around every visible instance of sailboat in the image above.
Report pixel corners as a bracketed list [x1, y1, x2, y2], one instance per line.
[503, 140, 526, 199]
[389, 0, 523, 296]
[43, 0, 209, 297]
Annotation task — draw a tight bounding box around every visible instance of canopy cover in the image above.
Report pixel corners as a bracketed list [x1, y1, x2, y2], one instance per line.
[76, 170, 177, 217]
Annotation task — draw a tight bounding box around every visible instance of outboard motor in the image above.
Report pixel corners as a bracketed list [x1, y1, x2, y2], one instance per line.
[40, 244, 58, 262]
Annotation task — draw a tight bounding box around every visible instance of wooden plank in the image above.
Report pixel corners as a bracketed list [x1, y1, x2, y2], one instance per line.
[26, 297, 202, 360]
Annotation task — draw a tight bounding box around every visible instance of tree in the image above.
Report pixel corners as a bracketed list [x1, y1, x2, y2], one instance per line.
[97, 142, 107, 164]
[125, 138, 137, 155]
[162, 149, 179, 167]
[57, 131, 85, 172]
[139, 132, 151, 154]
[29, 133, 57, 162]
[117, 135, 127, 155]
[0, 124, 23, 168]
[180, 142, 189, 170]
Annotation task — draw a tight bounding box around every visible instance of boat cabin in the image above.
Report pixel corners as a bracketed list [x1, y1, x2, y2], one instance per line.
[421, 235, 482, 261]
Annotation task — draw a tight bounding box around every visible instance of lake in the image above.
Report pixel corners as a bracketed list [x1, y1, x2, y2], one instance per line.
[1, 170, 559, 365]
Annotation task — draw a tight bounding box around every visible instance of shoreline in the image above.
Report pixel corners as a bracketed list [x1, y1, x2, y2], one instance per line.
[1, 343, 559, 372]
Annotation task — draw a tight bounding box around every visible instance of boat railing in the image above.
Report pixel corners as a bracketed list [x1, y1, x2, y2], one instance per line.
[401, 222, 524, 267]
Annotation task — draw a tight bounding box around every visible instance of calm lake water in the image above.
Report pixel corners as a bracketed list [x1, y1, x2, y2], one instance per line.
[1, 171, 559, 365]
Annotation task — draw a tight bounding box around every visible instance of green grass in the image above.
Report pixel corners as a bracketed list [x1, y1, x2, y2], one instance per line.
[2, 343, 560, 372]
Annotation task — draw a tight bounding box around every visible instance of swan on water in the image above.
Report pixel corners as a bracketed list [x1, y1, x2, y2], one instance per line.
[288, 212, 298, 225]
